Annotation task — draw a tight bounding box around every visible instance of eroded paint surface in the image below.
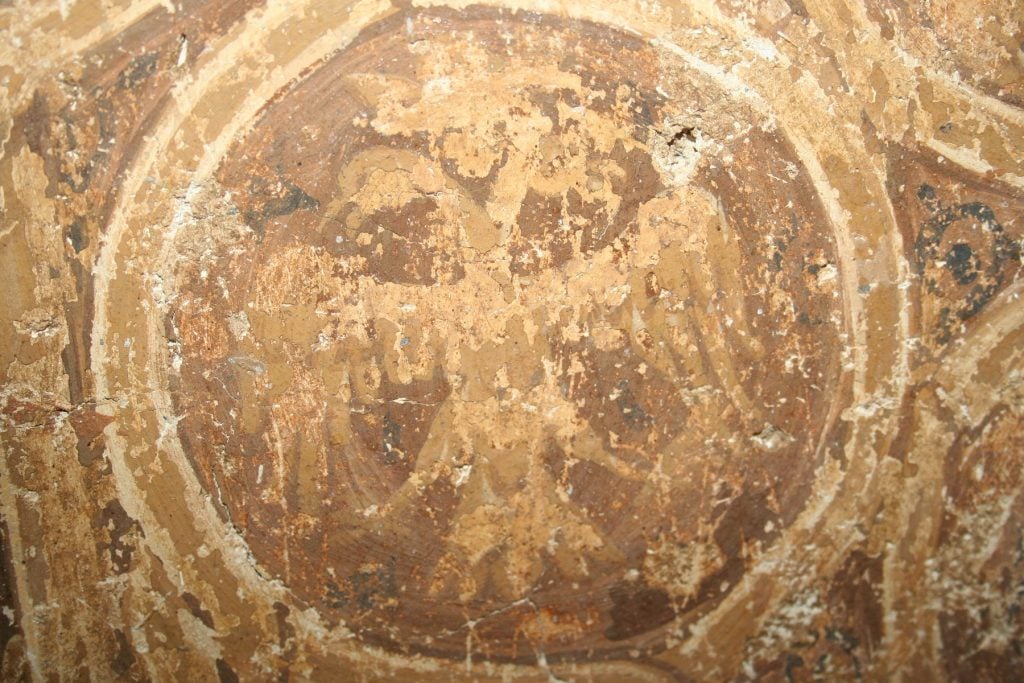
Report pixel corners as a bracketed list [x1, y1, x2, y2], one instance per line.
[0, 0, 1022, 680]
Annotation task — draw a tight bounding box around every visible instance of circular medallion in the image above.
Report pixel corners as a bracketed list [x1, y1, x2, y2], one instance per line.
[160, 7, 846, 660]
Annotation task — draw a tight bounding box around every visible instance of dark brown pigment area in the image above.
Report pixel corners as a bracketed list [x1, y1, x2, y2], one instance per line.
[888, 147, 1023, 355]
[937, 402, 1024, 681]
[167, 6, 846, 661]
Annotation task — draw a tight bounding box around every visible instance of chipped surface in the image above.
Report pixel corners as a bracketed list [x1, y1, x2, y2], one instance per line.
[0, 0, 1022, 680]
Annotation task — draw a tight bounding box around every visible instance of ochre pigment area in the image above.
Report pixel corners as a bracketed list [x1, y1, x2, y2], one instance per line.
[1, 1, 1023, 681]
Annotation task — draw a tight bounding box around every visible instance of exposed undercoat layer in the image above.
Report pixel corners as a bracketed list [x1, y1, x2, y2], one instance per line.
[0, 1, 1022, 680]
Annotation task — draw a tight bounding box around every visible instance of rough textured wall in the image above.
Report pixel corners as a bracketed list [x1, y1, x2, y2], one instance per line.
[0, 1, 1022, 681]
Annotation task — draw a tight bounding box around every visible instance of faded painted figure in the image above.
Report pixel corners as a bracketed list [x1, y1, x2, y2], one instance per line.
[166, 7, 845, 661]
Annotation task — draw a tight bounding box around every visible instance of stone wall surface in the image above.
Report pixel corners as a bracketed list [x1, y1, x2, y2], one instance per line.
[0, 0, 1022, 680]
